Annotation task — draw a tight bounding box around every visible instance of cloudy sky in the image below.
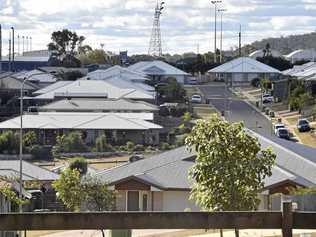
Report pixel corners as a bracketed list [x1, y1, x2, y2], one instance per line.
[1, 0, 316, 55]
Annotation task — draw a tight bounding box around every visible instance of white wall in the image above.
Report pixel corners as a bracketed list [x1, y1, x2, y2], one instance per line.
[162, 191, 200, 212]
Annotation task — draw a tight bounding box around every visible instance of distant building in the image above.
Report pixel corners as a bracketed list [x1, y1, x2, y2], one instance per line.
[249, 49, 282, 59]
[208, 57, 281, 85]
[284, 49, 316, 63]
[0, 56, 49, 72]
[128, 60, 191, 84]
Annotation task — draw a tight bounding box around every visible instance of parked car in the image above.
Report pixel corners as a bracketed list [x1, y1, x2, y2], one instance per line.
[276, 128, 290, 140]
[262, 94, 273, 104]
[297, 119, 311, 132]
[191, 94, 202, 103]
[274, 123, 285, 135]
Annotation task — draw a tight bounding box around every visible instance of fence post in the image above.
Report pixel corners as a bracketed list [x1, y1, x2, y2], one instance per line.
[282, 201, 293, 237]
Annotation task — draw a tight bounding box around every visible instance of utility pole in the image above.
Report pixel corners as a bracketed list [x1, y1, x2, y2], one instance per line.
[239, 24, 242, 57]
[30, 36, 32, 51]
[0, 24, 2, 62]
[218, 8, 226, 63]
[26, 36, 29, 52]
[18, 35, 20, 55]
[211, 1, 222, 63]
[8, 32, 11, 72]
[11, 27, 15, 71]
[22, 36, 25, 55]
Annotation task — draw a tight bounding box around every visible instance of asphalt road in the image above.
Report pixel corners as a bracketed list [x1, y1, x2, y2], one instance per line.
[199, 84, 273, 137]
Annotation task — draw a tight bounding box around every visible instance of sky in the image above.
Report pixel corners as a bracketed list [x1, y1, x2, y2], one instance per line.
[0, 0, 316, 55]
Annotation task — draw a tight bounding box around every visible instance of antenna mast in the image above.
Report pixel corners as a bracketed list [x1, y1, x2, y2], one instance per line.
[148, 1, 165, 57]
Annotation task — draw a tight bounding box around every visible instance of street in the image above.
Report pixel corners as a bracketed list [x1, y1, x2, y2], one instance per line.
[199, 83, 273, 137]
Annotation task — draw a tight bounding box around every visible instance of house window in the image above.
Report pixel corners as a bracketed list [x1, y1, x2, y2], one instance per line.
[142, 194, 148, 211]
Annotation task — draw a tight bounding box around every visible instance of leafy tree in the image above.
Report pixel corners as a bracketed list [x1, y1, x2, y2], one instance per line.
[48, 29, 85, 67]
[52, 132, 88, 158]
[53, 169, 114, 237]
[58, 70, 84, 81]
[157, 78, 186, 102]
[69, 157, 88, 175]
[0, 131, 19, 154]
[95, 135, 113, 152]
[257, 56, 292, 71]
[53, 168, 83, 211]
[185, 114, 276, 237]
[79, 49, 111, 65]
[23, 131, 37, 148]
[0, 178, 29, 210]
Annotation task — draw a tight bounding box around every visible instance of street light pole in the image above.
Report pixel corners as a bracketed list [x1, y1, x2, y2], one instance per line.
[211, 0, 222, 63]
[19, 72, 49, 213]
[218, 9, 227, 63]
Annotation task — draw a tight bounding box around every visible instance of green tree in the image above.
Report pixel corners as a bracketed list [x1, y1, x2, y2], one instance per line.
[185, 115, 276, 237]
[0, 131, 18, 154]
[48, 29, 85, 67]
[79, 49, 111, 65]
[23, 131, 37, 147]
[69, 157, 88, 175]
[53, 169, 114, 237]
[95, 135, 113, 152]
[52, 168, 83, 211]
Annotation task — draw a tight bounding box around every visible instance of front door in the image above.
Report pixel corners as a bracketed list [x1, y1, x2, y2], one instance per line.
[127, 191, 139, 211]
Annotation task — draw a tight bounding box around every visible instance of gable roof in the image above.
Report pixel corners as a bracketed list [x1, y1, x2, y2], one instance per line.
[0, 160, 59, 181]
[97, 130, 316, 191]
[88, 65, 148, 81]
[14, 69, 57, 83]
[39, 98, 158, 112]
[128, 60, 190, 76]
[33, 80, 154, 100]
[0, 75, 40, 90]
[0, 112, 161, 130]
[208, 57, 281, 74]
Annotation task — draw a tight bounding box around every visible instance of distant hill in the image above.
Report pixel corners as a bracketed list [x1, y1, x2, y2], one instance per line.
[245, 31, 316, 55]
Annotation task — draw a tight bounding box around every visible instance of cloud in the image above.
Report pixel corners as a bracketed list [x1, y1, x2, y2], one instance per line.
[0, 0, 315, 55]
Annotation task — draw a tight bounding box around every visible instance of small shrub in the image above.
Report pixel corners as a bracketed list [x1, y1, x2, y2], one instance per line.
[126, 141, 135, 152]
[69, 157, 88, 175]
[95, 135, 113, 152]
[30, 145, 52, 160]
[160, 142, 171, 151]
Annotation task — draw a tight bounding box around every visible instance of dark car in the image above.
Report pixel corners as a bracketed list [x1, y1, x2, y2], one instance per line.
[276, 128, 290, 140]
[297, 119, 311, 132]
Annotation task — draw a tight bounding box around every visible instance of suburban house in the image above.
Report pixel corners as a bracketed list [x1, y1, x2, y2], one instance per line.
[14, 69, 57, 88]
[128, 60, 191, 84]
[0, 112, 162, 145]
[38, 98, 159, 118]
[249, 49, 282, 59]
[208, 57, 281, 85]
[0, 160, 59, 211]
[284, 49, 316, 63]
[31, 80, 155, 103]
[96, 131, 316, 212]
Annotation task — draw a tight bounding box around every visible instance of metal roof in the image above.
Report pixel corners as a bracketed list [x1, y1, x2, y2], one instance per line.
[33, 80, 154, 100]
[128, 60, 190, 76]
[0, 112, 162, 130]
[39, 98, 158, 112]
[97, 131, 316, 190]
[208, 57, 281, 74]
[0, 160, 59, 181]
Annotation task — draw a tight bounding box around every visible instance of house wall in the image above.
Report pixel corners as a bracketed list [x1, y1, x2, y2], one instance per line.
[162, 191, 200, 212]
[0, 194, 15, 237]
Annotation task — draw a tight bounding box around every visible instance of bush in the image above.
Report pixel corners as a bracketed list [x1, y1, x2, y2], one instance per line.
[23, 131, 38, 147]
[160, 142, 171, 151]
[0, 131, 19, 154]
[30, 145, 52, 160]
[159, 106, 170, 116]
[251, 78, 260, 88]
[69, 157, 88, 175]
[95, 135, 113, 152]
[126, 141, 135, 152]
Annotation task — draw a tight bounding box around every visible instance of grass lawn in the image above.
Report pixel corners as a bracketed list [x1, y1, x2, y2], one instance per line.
[294, 128, 316, 148]
[193, 106, 218, 119]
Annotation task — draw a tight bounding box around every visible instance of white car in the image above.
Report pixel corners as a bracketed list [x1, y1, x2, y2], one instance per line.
[262, 94, 273, 104]
[191, 94, 202, 103]
[274, 123, 285, 135]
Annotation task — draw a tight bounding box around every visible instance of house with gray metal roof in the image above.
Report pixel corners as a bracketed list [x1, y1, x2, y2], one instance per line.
[96, 131, 316, 212]
[38, 98, 158, 114]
